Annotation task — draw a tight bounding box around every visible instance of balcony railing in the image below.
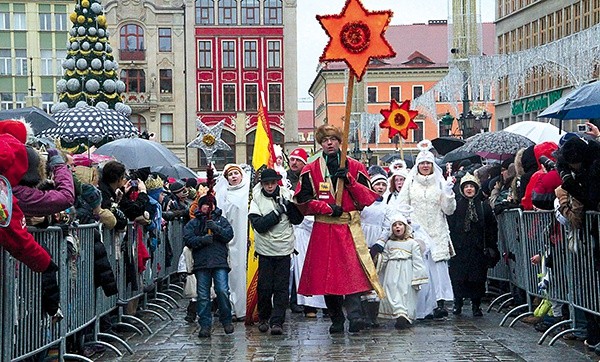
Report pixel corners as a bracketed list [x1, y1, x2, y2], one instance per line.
[119, 49, 146, 61]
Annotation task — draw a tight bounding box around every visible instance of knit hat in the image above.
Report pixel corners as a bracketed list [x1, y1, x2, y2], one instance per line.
[20, 146, 42, 187]
[169, 181, 185, 194]
[0, 134, 28, 185]
[370, 173, 388, 187]
[501, 156, 515, 170]
[368, 164, 387, 177]
[415, 150, 435, 165]
[0, 119, 33, 144]
[559, 132, 580, 147]
[197, 194, 216, 208]
[260, 168, 282, 182]
[460, 172, 480, 194]
[185, 177, 198, 189]
[560, 138, 587, 165]
[223, 163, 243, 178]
[289, 148, 308, 164]
[315, 124, 343, 143]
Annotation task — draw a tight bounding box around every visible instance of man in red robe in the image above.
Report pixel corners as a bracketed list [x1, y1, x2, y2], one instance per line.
[294, 124, 382, 334]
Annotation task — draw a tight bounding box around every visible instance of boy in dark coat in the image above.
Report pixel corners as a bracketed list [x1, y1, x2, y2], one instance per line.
[183, 195, 234, 338]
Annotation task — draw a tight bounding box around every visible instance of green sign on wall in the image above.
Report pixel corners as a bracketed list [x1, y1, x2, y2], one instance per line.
[511, 90, 563, 116]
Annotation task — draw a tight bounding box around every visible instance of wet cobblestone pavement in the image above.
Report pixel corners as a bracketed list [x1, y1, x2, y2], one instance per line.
[94, 303, 596, 362]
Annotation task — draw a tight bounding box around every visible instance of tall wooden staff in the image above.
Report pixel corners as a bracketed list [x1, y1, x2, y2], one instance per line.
[317, 0, 396, 205]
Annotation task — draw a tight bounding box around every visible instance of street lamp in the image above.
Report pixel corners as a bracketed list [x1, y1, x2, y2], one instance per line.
[439, 112, 454, 136]
[477, 111, 492, 132]
[351, 127, 361, 159]
[459, 111, 476, 139]
[365, 147, 373, 166]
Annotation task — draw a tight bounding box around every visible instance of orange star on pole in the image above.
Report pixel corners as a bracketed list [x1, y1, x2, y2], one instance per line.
[317, 0, 396, 82]
[379, 99, 419, 140]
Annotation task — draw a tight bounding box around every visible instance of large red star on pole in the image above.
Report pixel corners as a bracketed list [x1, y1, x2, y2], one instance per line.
[379, 99, 419, 140]
[317, 0, 396, 81]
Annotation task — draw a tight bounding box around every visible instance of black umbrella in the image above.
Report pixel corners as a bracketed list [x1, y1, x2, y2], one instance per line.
[461, 131, 534, 160]
[39, 106, 138, 146]
[431, 137, 465, 156]
[151, 163, 197, 180]
[442, 149, 482, 165]
[0, 106, 57, 134]
[380, 153, 415, 168]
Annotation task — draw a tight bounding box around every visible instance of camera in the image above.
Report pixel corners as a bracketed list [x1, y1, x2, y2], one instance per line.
[539, 155, 556, 171]
[577, 123, 588, 132]
[130, 179, 138, 188]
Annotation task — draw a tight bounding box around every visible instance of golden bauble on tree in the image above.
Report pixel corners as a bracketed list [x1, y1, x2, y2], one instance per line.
[97, 15, 106, 27]
[77, 15, 86, 24]
[81, 0, 90, 8]
[70, 12, 77, 23]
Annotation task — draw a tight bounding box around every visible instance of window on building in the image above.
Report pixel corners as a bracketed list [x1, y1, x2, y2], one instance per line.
[413, 121, 424, 142]
[413, 85, 423, 99]
[218, 0, 237, 25]
[264, 0, 283, 25]
[267, 40, 281, 68]
[15, 49, 27, 76]
[158, 28, 172, 52]
[223, 84, 236, 111]
[241, 0, 259, 25]
[198, 41, 212, 68]
[119, 69, 146, 92]
[390, 86, 400, 102]
[268, 83, 281, 111]
[367, 86, 377, 103]
[195, 0, 215, 25]
[131, 114, 147, 133]
[244, 41, 257, 68]
[40, 13, 52, 31]
[246, 129, 283, 165]
[55, 50, 66, 75]
[14, 12, 26, 30]
[199, 84, 213, 111]
[160, 113, 174, 142]
[41, 93, 53, 113]
[0, 93, 13, 110]
[0, 12, 9, 30]
[120, 24, 144, 51]
[0, 49, 11, 75]
[245, 84, 257, 111]
[40, 50, 53, 76]
[55, 13, 67, 31]
[159, 69, 172, 94]
[222, 40, 235, 68]
[200, 130, 235, 168]
[15, 93, 26, 109]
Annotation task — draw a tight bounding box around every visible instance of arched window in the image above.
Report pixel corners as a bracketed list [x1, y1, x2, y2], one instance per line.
[264, 0, 282, 25]
[120, 69, 146, 93]
[120, 24, 144, 51]
[195, 0, 215, 25]
[198, 129, 235, 169]
[218, 0, 237, 25]
[130, 114, 147, 133]
[246, 128, 284, 166]
[241, 0, 259, 25]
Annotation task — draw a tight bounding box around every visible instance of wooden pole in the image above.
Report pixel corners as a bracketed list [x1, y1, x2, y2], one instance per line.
[335, 72, 355, 205]
[399, 137, 404, 160]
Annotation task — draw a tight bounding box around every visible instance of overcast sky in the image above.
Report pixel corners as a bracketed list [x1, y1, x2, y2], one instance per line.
[296, 0, 496, 108]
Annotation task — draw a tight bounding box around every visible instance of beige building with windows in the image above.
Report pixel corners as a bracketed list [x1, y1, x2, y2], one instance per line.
[495, 0, 600, 130]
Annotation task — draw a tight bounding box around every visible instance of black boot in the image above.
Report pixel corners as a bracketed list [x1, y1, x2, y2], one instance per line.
[185, 300, 197, 323]
[433, 300, 448, 319]
[360, 300, 380, 328]
[472, 299, 483, 317]
[452, 298, 463, 315]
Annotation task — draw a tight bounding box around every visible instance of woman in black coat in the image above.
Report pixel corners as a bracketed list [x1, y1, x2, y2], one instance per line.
[447, 173, 498, 316]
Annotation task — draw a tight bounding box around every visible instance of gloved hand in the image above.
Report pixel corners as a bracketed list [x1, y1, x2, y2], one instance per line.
[538, 278, 549, 293]
[333, 168, 349, 184]
[200, 234, 213, 245]
[41, 260, 60, 316]
[443, 177, 455, 195]
[329, 204, 343, 217]
[274, 199, 287, 216]
[81, 184, 102, 209]
[369, 243, 384, 260]
[47, 148, 66, 169]
[205, 220, 222, 234]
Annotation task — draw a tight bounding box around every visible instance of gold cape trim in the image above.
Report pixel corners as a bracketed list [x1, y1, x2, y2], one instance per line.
[315, 211, 385, 299]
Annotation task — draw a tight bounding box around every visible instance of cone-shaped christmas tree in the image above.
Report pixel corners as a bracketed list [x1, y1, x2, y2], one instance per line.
[52, 0, 130, 116]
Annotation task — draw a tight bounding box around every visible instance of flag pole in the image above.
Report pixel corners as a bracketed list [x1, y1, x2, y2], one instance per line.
[336, 72, 355, 206]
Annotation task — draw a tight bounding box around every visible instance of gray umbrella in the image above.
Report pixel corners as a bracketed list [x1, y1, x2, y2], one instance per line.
[94, 137, 183, 169]
[460, 131, 535, 160]
[151, 163, 197, 180]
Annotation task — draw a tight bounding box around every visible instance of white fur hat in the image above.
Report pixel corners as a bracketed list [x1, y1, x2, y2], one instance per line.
[415, 150, 435, 165]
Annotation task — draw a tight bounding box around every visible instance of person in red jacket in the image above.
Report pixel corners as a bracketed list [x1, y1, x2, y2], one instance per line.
[521, 141, 559, 210]
[0, 133, 55, 273]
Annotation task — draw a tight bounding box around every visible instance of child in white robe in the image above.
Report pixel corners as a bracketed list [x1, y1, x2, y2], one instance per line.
[378, 214, 429, 329]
